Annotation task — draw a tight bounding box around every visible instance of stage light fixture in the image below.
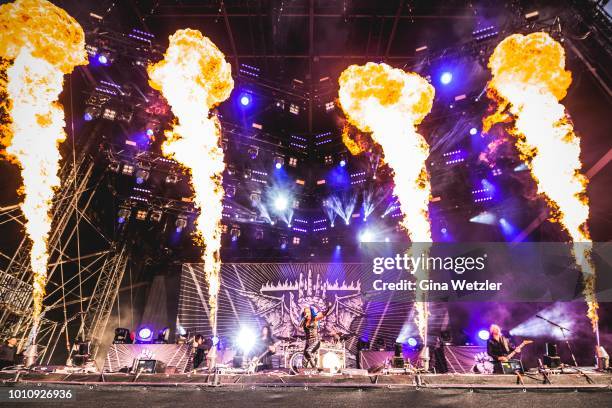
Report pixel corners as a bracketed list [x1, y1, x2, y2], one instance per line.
[135, 209, 147, 221]
[274, 195, 289, 211]
[339, 159, 346, 167]
[469, 127, 478, 135]
[478, 329, 490, 341]
[440, 72, 453, 85]
[239, 93, 252, 106]
[83, 106, 100, 121]
[273, 156, 285, 169]
[175, 215, 188, 232]
[407, 337, 418, 347]
[165, 173, 179, 184]
[136, 326, 154, 343]
[359, 230, 375, 243]
[292, 236, 300, 245]
[279, 236, 288, 250]
[108, 160, 121, 173]
[289, 103, 300, 115]
[230, 226, 241, 242]
[117, 208, 131, 224]
[237, 328, 255, 354]
[248, 146, 259, 160]
[325, 101, 335, 112]
[97, 53, 109, 65]
[102, 108, 117, 121]
[288, 157, 298, 167]
[135, 168, 150, 184]
[150, 209, 163, 223]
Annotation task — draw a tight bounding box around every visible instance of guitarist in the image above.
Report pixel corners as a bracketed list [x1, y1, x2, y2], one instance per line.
[252, 325, 277, 371]
[300, 302, 333, 369]
[487, 324, 524, 373]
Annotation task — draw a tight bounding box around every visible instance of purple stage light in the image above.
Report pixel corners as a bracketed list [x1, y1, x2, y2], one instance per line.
[137, 326, 153, 342]
[440, 71, 453, 85]
[407, 337, 418, 347]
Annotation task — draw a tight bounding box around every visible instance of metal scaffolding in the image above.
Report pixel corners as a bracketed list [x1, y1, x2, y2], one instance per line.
[0, 123, 128, 365]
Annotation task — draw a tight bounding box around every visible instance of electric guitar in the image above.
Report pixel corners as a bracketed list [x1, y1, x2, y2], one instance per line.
[505, 340, 533, 360]
[247, 340, 281, 373]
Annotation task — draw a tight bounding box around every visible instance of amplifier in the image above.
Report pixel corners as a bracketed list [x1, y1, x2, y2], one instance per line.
[543, 355, 561, 368]
[133, 359, 166, 374]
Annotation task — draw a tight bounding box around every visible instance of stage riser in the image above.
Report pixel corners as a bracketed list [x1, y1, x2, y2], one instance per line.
[1, 373, 611, 387]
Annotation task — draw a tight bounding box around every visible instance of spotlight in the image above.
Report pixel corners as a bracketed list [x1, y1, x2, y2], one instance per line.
[136, 326, 154, 343]
[440, 71, 453, 85]
[175, 215, 188, 232]
[237, 327, 255, 354]
[97, 53, 109, 65]
[478, 329, 490, 341]
[274, 195, 289, 211]
[117, 208, 131, 224]
[273, 156, 284, 170]
[359, 230, 374, 243]
[469, 127, 478, 135]
[239, 93, 251, 106]
[407, 337, 418, 347]
[339, 159, 346, 167]
[135, 209, 147, 221]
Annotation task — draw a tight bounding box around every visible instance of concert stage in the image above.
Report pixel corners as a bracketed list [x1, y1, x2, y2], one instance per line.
[1, 370, 612, 407]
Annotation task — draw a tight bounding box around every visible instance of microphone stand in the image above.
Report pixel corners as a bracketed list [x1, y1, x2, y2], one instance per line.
[535, 314, 578, 367]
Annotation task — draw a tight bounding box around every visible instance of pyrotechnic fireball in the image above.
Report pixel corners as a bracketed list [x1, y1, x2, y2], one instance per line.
[147, 29, 234, 334]
[0, 0, 87, 326]
[484, 32, 598, 333]
[338, 62, 435, 343]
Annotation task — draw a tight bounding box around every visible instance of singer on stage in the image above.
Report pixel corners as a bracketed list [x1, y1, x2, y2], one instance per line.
[300, 303, 333, 369]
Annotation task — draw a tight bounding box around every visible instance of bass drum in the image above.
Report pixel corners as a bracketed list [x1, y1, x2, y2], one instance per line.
[289, 351, 304, 374]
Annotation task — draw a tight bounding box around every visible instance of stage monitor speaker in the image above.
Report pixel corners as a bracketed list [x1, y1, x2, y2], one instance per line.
[134, 359, 166, 373]
[501, 359, 524, 374]
[543, 355, 561, 368]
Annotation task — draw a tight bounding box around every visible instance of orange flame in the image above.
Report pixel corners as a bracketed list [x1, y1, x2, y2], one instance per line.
[484, 32, 597, 331]
[0, 0, 87, 326]
[148, 29, 233, 335]
[338, 62, 434, 342]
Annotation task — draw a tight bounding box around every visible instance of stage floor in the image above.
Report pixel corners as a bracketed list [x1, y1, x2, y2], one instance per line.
[1, 370, 612, 407]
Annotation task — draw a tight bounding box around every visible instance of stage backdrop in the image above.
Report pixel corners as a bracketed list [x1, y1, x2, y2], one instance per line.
[177, 263, 450, 356]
